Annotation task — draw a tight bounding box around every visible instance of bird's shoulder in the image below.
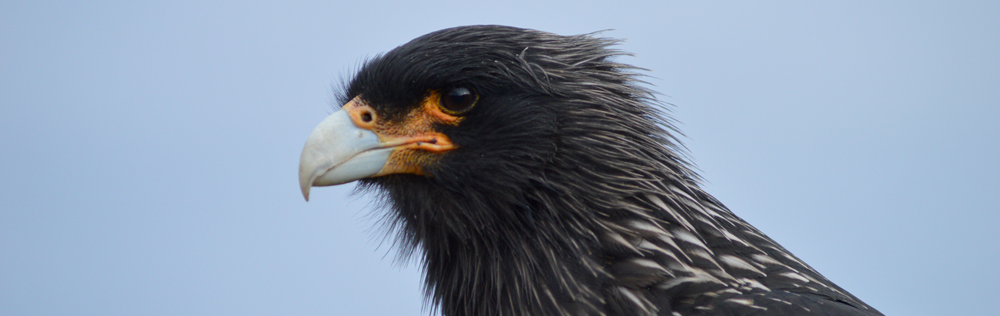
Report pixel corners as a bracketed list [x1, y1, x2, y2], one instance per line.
[597, 188, 882, 316]
[669, 288, 880, 316]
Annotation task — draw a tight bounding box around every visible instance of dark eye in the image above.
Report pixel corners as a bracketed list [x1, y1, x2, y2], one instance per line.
[439, 87, 478, 115]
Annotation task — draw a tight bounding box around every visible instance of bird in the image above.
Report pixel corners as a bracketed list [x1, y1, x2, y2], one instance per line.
[298, 25, 883, 316]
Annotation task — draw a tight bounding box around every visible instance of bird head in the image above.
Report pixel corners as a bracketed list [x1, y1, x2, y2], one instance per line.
[299, 25, 674, 204]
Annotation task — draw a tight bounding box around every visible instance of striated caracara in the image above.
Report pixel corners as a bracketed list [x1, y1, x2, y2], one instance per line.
[298, 25, 882, 316]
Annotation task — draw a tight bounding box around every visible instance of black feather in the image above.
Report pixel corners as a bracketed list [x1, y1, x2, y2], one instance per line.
[343, 25, 882, 316]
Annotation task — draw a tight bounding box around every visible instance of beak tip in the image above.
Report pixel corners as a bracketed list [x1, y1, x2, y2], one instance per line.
[300, 179, 312, 201]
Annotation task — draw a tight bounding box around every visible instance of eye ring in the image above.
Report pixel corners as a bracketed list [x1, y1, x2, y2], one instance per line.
[438, 87, 479, 115]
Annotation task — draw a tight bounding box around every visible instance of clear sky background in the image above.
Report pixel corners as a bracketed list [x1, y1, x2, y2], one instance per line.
[2, 1, 998, 315]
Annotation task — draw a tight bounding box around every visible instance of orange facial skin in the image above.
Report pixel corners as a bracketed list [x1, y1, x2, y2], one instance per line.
[341, 91, 463, 177]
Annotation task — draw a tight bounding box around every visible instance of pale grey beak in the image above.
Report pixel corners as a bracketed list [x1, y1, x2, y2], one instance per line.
[298, 110, 392, 201]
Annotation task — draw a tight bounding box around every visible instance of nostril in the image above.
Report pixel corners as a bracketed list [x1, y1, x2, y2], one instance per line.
[360, 112, 373, 122]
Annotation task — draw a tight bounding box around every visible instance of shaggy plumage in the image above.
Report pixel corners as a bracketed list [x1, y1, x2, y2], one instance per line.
[332, 25, 882, 316]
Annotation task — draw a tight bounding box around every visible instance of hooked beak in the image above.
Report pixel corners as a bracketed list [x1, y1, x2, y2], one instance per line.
[298, 96, 460, 201]
[298, 109, 392, 201]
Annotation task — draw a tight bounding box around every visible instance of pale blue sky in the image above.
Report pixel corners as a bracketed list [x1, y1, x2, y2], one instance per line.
[2, 1, 998, 315]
